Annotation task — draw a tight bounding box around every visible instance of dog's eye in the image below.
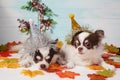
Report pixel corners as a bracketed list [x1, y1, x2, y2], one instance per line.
[75, 40, 80, 47]
[33, 50, 43, 63]
[45, 55, 51, 63]
[46, 56, 50, 60]
[84, 40, 91, 48]
[36, 56, 42, 60]
[84, 40, 91, 49]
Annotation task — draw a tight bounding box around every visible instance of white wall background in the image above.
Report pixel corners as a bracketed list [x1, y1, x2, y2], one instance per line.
[0, 0, 120, 47]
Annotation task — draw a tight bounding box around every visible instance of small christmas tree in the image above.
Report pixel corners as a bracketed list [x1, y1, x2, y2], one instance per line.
[17, 0, 57, 34]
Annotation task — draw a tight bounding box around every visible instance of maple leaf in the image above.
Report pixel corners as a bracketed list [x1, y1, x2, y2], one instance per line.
[87, 74, 106, 80]
[7, 63, 21, 68]
[46, 63, 67, 72]
[56, 71, 80, 79]
[104, 43, 119, 54]
[87, 65, 104, 70]
[0, 51, 11, 57]
[102, 53, 111, 59]
[96, 69, 115, 77]
[21, 69, 44, 78]
[0, 62, 6, 68]
[6, 41, 22, 53]
[0, 44, 8, 51]
[105, 60, 120, 68]
[0, 58, 21, 68]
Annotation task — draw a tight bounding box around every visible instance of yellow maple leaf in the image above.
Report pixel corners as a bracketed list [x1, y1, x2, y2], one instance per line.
[21, 69, 44, 78]
[87, 65, 104, 70]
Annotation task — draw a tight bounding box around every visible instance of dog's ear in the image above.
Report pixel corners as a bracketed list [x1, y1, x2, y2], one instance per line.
[49, 39, 58, 44]
[71, 36, 78, 47]
[95, 30, 104, 38]
[50, 48, 58, 54]
[48, 39, 59, 52]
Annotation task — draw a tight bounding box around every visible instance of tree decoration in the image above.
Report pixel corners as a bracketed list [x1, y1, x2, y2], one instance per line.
[17, 19, 30, 34]
[18, 0, 57, 33]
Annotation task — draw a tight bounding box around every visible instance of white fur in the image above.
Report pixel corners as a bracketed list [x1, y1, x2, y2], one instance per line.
[78, 32, 90, 43]
[19, 48, 34, 67]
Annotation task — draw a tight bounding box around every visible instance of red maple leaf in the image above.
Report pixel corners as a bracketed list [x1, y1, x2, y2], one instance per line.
[46, 63, 67, 72]
[106, 60, 120, 68]
[56, 71, 80, 79]
[0, 51, 11, 57]
[87, 74, 106, 80]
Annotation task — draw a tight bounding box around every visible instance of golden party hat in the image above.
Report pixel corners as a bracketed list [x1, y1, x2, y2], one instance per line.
[69, 14, 82, 31]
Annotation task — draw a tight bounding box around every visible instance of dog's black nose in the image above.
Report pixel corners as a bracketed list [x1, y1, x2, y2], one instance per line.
[40, 64, 46, 69]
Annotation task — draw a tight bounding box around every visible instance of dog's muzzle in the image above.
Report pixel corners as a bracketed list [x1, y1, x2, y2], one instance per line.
[40, 64, 47, 69]
[78, 47, 83, 54]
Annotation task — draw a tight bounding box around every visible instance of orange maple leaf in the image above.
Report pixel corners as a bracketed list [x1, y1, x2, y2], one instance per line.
[87, 65, 104, 70]
[87, 74, 106, 80]
[46, 63, 67, 72]
[56, 71, 80, 79]
[106, 60, 120, 68]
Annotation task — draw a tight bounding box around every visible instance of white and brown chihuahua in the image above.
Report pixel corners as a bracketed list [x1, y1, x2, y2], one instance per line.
[59, 30, 115, 71]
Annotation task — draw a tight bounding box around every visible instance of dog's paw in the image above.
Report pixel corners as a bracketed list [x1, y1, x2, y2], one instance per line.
[61, 61, 67, 65]
[19, 54, 33, 68]
[57, 60, 67, 65]
[66, 62, 75, 69]
[19, 60, 33, 68]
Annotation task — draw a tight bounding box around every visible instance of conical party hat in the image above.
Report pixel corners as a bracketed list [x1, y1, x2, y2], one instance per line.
[29, 19, 39, 37]
[69, 14, 82, 34]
